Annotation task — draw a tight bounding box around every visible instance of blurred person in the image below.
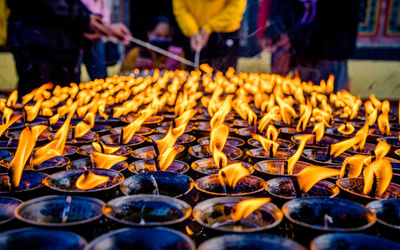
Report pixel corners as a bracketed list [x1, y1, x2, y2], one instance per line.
[121, 16, 184, 72]
[80, 0, 132, 80]
[0, 0, 9, 48]
[260, 0, 360, 92]
[173, 0, 247, 72]
[6, 0, 129, 97]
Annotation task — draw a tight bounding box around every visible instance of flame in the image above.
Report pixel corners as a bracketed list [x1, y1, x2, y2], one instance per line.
[6, 90, 18, 107]
[2, 107, 13, 124]
[75, 171, 109, 190]
[74, 121, 91, 138]
[92, 141, 120, 154]
[287, 134, 314, 175]
[24, 98, 43, 122]
[231, 198, 271, 221]
[296, 104, 312, 132]
[340, 155, 372, 178]
[337, 123, 355, 135]
[159, 147, 178, 171]
[374, 141, 390, 160]
[218, 163, 250, 189]
[363, 158, 392, 196]
[0, 115, 22, 137]
[210, 124, 229, 168]
[377, 100, 390, 136]
[49, 114, 60, 125]
[9, 127, 38, 187]
[313, 122, 325, 143]
[330, 124, 369, 157]
[210, 96, 232, 129]
[175, 109, 196, 127]
[266, 125, 279, 141]
[31, 104, 77, 166]
[122, 113, 149, 144]
[31, 125, 47, 140]
[276, 96, 297, 125]
[258, 107, 280, 132]
[297, 166, 340, 193]
[90, 151, 127, 169]
[252, 134, 279, 156]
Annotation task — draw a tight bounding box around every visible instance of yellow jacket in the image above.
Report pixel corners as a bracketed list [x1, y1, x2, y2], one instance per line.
[0, 0, 10, 46]
[172, 0, 247, 37]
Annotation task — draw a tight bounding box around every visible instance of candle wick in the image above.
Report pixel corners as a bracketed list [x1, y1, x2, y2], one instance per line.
[119, 128, 124, 145]
[323, 214, 333, 229]
[148, 174, 160, 195]
[290, 176, 302, 198]
[325, 144, 331, 162]
[61, 196, 72, 223]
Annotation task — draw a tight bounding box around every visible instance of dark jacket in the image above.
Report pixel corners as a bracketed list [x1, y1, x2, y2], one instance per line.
[266, 0, 361, 61]
[7, 0, 91, 59]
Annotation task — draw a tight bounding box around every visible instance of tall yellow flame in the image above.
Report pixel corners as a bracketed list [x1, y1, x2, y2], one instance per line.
[252, 134, 279, 156]
[218, 163, 250, 189]
[287, 134, 314, 174]
[90, 152, 127, 169]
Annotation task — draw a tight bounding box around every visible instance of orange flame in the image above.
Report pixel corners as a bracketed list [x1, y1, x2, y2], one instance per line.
[287, 134, 314, 175]
[210, 124, 229, 169]
[258, 107, 280, 132]
[74, 121, 91, 138]
[49, 114, 60, 125]
[210, 96, 232, 129]
[159, 147, 178, 171]
[24, 98, 43, 122]
[75, 171, 109, 190]
[122, 113, 149, 144]
[266, 124, 279, 141]
[2, 107, 13, 124]
[297, 166, 340, 193]
[276, 96, 297, 125]
[377, 100, 390, 136]
[296, 104, 312, 132]
[218, 163, 250, 189]
[90, 152, 127, 169]
[6, 90, 18, 107]
[9, 127, 38, 187]
[0, 115, 22, 137]
[252, 134, 279, 156]
[330, 124, 369, 157]
[231, 198, 271, 221]
[374, 141, 391, 160]
[313, 122, 325, 143]
[31, 104, 77, 166]
[92, 141, 120, 154]
[337, 123, 355, 135]
[340, 155, 372, 178]
[363, 158, 392, 196]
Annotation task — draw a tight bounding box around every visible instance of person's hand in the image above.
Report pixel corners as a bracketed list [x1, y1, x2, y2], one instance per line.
[270, 34, 291, 76]
[83, 32, 102, 41]
[259, 38, 273, 51]
[190, 33, 203, 52]
[89, 15, 113, 37]
[135, 57, 154, 69]
[199, 28, 209, 48]
[108, 23, 132, 45]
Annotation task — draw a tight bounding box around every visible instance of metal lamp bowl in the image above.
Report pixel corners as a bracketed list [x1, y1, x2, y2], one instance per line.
[67, 158, 128, 173]
[193, 196, 283, 233]
[188, 144, 242, 160]
[191, 158, 254, 176]
[85, 227, 194, 250]
[0, 228, 87, 249]
[128, 159, 189, 174]
[103, 194, 192, 227]
[44, 169, 124, 193]
[198, 234, 305, 250]
[311, 233, 400, 250]
[283, 198, 376, 233]
[15, 195, 104, 227]
[0, 196, 22, 225]
[121, 171, 194, 198]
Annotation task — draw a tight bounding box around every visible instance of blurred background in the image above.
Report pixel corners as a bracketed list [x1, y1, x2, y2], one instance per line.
[0, 0, 399, 99]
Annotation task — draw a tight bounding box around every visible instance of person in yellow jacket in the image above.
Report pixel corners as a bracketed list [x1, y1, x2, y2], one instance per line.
[173, 0, 247, 72]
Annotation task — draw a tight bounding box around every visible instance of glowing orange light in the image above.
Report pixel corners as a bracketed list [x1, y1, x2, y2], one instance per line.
[252, 134, 279, 156]
[6, 90, 18, 107]
[210, 124, 229, 169]
[92, 141, 120, 154]
[377, 100, 390, 136]
[296, 104, 312, 132]
[287, 134, 314, 174]
[0, 115, 22, 137]
[297, 166, 340, 193]
[75, 171, 109, 190]
[218, 163, 250, 190]
[363, 158, 392, 196]
[231, 198, 271, 221]
[337, 123, 355, 135]
[340, 155, 372, 178]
